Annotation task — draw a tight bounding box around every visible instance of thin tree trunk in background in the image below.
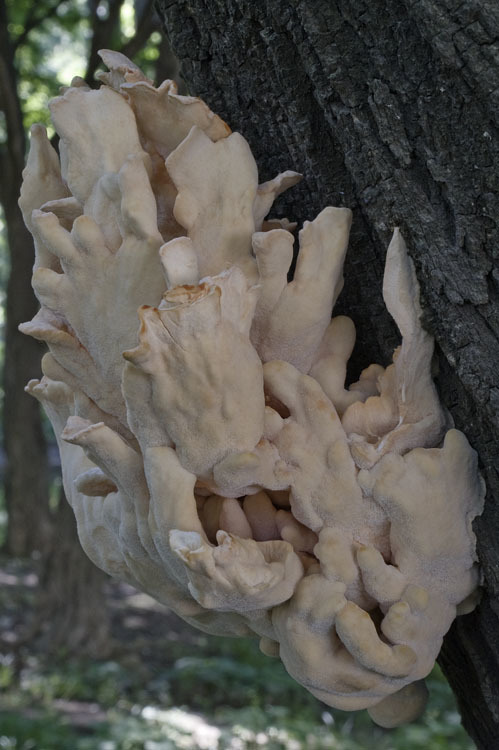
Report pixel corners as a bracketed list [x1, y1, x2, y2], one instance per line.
[0, 1, 50, 557]
[85, 0, 125, 84]
[155, 1, 499, 746]
[2, 204, 50, 557]
[1, 0, 177, 654]
[33, 489, 111, 658]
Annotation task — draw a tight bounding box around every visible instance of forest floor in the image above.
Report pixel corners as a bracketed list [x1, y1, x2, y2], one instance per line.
[0, 554, 475, 750]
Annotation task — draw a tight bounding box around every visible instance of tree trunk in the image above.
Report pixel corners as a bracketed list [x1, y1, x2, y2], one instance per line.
[2, 200, 51, 557]
[1, 0, 179, 656]
[0, 4, 51, 557]
[33, 489, 111, 658]
[155, 1, 499, 746]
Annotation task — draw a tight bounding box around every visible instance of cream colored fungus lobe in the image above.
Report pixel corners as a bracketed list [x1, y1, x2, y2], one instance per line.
[20, 49, 484, 727]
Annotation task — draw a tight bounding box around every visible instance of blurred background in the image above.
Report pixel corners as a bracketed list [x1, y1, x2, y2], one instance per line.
[0, 1, 477, 747]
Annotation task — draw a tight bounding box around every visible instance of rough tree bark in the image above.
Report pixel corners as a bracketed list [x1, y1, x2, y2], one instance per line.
[155, 1, 499, 746]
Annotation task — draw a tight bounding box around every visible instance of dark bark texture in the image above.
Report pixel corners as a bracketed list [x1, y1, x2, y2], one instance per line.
[155, 1, 499, 746]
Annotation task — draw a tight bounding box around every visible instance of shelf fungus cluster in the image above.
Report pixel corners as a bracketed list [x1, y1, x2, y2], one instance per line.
[20, 50, 484, 727]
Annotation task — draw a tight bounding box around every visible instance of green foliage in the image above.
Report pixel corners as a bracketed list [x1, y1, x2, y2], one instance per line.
[133, 31, 164, 82]
[0, 559, 475, 749]
[7, 0, 88, 132]
[5, 0, 165, 137]
[165, 637, 322, 715]
[0, 662, 14, 691]
[0, 712, 81, 750]
[19, 660, 130, 707]
[0, 631, 475, 750]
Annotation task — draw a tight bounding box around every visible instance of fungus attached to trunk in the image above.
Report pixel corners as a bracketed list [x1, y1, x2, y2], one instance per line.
[20, 50, 484, 727]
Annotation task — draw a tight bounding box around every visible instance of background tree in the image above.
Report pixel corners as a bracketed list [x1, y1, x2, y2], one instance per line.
[154, 1, 499, 747]
[0, 0, 180, 560]
[0, 0, 180, 656]
[0, 0, 51, 558]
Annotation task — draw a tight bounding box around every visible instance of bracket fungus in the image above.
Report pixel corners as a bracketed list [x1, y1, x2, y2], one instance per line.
[20, 50, 484, 728]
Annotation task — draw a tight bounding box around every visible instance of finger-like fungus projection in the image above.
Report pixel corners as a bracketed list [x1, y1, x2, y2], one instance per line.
[20, 50, 484, 727]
